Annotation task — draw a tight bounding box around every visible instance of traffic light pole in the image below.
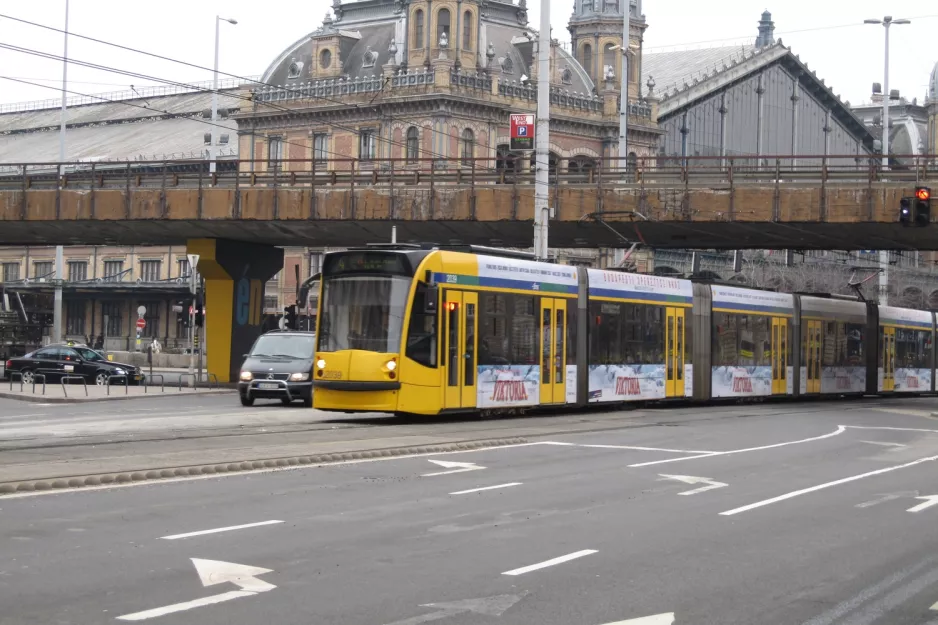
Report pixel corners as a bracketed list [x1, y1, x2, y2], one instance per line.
[188, 271, 197, 386]
[197, 278, 204, 383]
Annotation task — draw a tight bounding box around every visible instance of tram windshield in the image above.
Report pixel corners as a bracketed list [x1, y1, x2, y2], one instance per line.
[317, 275, 411, 353]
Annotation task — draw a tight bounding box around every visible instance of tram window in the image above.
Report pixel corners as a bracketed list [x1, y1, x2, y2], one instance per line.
[478, 293, 536, 366]
[541, 307, 552, 383]
[712, 313, 738, 366]
[566, 305, 577, 365]
[896, 328, 929, 369]
[684, 310, 692, 365]
[845, 323, 864, 366]
[588, 302, 664, 365]
[479, 294, 509, 366]
[822, 321, 838, 367]
[643, 306, 664, 365]
[405, 282, 438, 367]
[555, 308, 564, 383]
[447, 302, 459, 386]
[465, 303, 475, 385]
[752, 315, 770, 367]
[510, 295, 537, 365]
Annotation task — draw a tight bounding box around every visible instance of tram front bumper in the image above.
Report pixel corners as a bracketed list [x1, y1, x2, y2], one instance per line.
[312, 380, 401, 412]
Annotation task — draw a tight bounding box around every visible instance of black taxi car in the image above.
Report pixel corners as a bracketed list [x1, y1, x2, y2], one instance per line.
[3, 344, 143, 386]
[238, 330, 315, 406]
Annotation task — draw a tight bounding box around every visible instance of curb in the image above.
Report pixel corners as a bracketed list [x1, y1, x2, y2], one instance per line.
[0, 389, 235, 404]
[0, 436, 528, 495]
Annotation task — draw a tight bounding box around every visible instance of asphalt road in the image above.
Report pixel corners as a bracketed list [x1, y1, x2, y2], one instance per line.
[4, 399, 938, 624]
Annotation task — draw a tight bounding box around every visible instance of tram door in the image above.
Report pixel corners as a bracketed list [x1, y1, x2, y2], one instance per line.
[882, 327, 896, 392]
[665, 307, 686, 398]
[771, 318, 789, 394]
[443, 291, 479, 410]
[539, 298, 567, 404]
[805, 320, 822, 393]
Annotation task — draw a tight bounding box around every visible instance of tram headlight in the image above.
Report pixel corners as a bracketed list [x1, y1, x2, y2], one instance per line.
[386, 360, 397, 371]
[316, 359, 326, 370]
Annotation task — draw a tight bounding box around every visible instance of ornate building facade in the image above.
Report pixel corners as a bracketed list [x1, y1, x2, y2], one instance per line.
[928, 61, 938, 156]
[235, 0, 662, 173]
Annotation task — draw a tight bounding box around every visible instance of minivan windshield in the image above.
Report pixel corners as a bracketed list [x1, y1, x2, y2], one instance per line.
[250, 334, 316, 359]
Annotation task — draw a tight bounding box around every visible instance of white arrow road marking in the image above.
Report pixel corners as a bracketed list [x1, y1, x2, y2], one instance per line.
[600, 614, 675, 625]
[381, 594, 523, 625]
[422, 460, 486, 477]
[502, 549, 598, 576]
[116, 559, 275, 621]
[855, 491, 919, 508]
[160, 520, 284, 540]
[450, 483, 522, 495]
[659, 474, 728, 495]
[908, 495, 938, 513]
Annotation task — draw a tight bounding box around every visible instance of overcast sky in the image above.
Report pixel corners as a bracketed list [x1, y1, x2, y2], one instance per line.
[0, 0, 934, 108]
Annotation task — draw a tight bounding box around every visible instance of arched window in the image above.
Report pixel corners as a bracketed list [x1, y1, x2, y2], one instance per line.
[582, 44, 592, 80]
[461, 128, 474, 165]
[462, 11, 473, 50]
[603, 43, 616, 80]
[406, 127, 419, 164]
[627, 151, 638, 173]
[414, 9, 424, 47]
[437, 8, 451, 46]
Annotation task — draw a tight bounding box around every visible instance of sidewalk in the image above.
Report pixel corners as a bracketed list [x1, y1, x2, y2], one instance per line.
[0, 384, 233, 403]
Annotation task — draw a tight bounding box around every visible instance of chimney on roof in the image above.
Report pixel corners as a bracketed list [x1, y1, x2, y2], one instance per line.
[756, 10, 775, 48]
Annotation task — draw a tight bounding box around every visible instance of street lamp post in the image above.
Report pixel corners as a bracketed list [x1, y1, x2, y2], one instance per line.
[864, 15, 910, 170]
[53, 0, 70, 345]
[865, 15, 909, 307]
[210, 16, 238, 175]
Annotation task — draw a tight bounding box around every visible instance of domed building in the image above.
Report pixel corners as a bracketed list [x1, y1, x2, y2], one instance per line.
[235, 0, 662, 174]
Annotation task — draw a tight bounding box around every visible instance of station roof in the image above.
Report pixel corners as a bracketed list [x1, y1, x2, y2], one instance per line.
[0, 85, 246, 166]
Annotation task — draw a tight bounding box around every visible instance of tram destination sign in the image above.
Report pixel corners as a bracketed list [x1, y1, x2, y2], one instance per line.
[510, 114, 535, 151]
[323, 251, 410, 276]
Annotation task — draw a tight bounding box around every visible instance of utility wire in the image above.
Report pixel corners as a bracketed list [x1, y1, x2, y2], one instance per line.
[0, 42, 500, 171]
[642, 14, 938, 51]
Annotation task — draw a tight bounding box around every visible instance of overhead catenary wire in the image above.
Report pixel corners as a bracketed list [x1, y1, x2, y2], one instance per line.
[0, 42, 486, 169]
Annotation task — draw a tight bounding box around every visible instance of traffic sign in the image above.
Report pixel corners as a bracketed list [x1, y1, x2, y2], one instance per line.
[510, 113, 535, 151]
[136, 318, 147, 329]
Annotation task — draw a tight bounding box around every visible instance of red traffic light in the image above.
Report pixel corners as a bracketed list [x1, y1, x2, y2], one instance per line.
[916, 187, 931, 201]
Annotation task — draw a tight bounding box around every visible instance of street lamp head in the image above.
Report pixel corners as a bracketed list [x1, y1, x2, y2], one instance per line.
[217, 16, 238, 24]
[892, 19, 911, 25]
[863, 19, 882, 24]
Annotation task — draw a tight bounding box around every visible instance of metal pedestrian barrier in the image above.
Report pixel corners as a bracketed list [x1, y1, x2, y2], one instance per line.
[32, 373, 46, 395]
[60, 375, 88, 397]
[145, 374, 165, 393]
[177, 373, 196, 390]
[8, 371, 23, 391]
[106, 374, 128, 395]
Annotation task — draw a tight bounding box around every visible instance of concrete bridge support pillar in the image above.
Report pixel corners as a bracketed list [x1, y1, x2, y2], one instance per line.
[186, 238, 284, 382]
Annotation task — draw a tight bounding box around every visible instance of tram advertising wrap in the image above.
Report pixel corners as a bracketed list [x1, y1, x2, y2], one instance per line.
[877, 306, 934, 393]
[312, 246, 936, 417]
[711, 285, 794, 399]
[586, 269, 693, 402]
[470, 257, 579, 409]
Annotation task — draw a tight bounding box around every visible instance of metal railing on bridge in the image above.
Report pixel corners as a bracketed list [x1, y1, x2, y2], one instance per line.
[0, 154, 935, 193]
